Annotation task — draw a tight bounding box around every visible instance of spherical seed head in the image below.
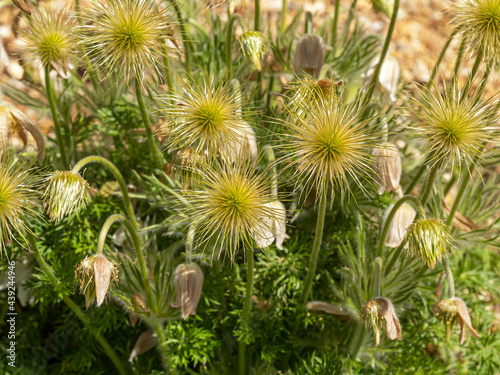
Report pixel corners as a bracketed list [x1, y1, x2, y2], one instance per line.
[238, 31, 268, 71]
[43, 171, 91, 222]
[21, 6, 75, 68]
[404, 218, 451, 269]
[451, 0, 500, 67]
[75, 254, 119, 309]
[409, 78, 498, 169]
[184, 157, 276, 260]
[282, 85, 378, 202]
[171, 263, 204, 319]
[164, 76, 251, 156]
[0, 154, 41, 255]
[81, 0, 174, 81]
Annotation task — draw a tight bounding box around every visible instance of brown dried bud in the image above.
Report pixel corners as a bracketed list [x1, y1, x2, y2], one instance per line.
[293, 34, 325, 78]
[436, 298, 481, 344]
[373, 143, 402, 194]
[385, 203, 416, 248]
[360, 297, 402, 346]
[171, 263, 203, 319]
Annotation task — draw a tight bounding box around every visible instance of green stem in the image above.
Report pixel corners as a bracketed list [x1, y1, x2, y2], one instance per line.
[281, 0, 287, 33]
[339, 0, 358, 47]
[75, 0, 99, 91]
[239, 247, 255, 375]
[226, 14, 247, 73]
[254, 0, 260, 31]
[442, 256, 455, 299]
[186, 223, 196, 264]
[154, 322, 178, 374]
[446, 170, 472, 228]
[266, 73, 275, 109]
[331, 0, 340, 53]
[161, 42, 174, 100]
[299, 191, 327, 304]
[427, 30, 456, 87]
[96, 214, 141, 256]
[420, 164, 439, 206]
[264, 145, 278, 200]
[373, 257, 383, 298]
[305, 12, 313, 34]
[453, 37, 466, 77]
[171, 0, 191, 78]
[384, 241, 405, 277]
[365, 0, 399, 103]
[135, 77, 165, 170]
[26, 231, 129, 375]
[470, 49, 483, 81]
[350, 321, 365, 358]
[45, 64, 69, 169]
[377, 195, 425, 258]
[405, 161, 427, 195]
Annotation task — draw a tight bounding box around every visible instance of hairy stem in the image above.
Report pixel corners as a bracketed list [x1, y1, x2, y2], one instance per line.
[154, 322, 178, 374]
[331, 0, 340, 53]
[226, 14, 247, 73]
[420, 164, 439, 206]
[186, 223, 196, 264]
[171, 0, 191, 78]
[442, 256, 455, 299]
[305, 11, 313, 34]
[135, 77, 165, 170]
[264, 145, 278, 200]
[339, 0, 358, 47]
[254, 0, 260, 31]
[27, 231, 129, 375]
[239, 247, 255, 375]
[373, 257, 383, 298]
[453, 37, 466, 77]
[365, 0, 399, 103]
[405, 161, 427, 195]
[300, 191, 327, 303]
[281, 0, 287, 32]
[45, 64, 69, 169]
[96, 214, 141, 256]
[427, 30, 456, 87]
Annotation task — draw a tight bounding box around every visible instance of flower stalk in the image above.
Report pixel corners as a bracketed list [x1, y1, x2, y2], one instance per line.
[226, 14, 247, 73]
[239, 246, 255, 375]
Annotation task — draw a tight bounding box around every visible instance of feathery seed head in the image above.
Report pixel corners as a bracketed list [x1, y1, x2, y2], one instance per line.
[451, 0, 500, 67]
[403, 217, 451, 269]
[21, 7, 75, 69]
[0, 153, 40, 256]
[183, 157, 276, 260]
[171, 263, 204, 319]
[238, 31, 268, 71]
[75, 254, 119, 309]
[43, 171, 91, 222]
[285, 78, 342, 117]
[281, 85, 378, 202]
[164, 76, 251, 156]
[409, 78, 498, 169]
[360, 297, 402, 346]
[81, 0, 174, 81]
[436, 298, 481, 344]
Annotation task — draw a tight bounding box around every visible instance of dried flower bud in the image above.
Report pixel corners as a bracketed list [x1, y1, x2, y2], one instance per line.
[253, 201, 287, 250]
[44, 171, 92, 222]
[373, 143, 402, 194]
[238, 31, 268, 71]
[403, 218, 451, 269]
[75, 254, 119, 309]
[363, 55, 400, 102]
[171, 263, 203, 319]
[360, 297, 402, 346]
[0, 105, 45, 162]
[385, 203, 416, 248]
[293, 34, 325, 78]
[436, 298, 481, 344]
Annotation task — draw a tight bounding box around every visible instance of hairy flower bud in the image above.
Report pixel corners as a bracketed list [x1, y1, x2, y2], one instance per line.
[253, 200, 287, 250]
[363, 55, 400, 102]
[238, 31, 268, 71]
[385, 203, 416, 248]
[403, 218, 451, 268]
[373, 143, 402, 194]
[360, 297, 402, 346]
[436, 298, 481, 344]
[171, 263, 203, 319]
[75, 254, 119, 309]
[293, 34, 325, 78]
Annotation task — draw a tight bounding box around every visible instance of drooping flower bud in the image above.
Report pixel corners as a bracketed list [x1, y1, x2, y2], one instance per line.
[360, 297, 402, 346]
[403, 218, 451, 269]
[363, 55, 400, 102]
[293, 34, 326, 78]
[373, 143, 402, 194]
[129, 329, 156, 363]
[238, 31, 268, 71]
[75, 254, 119, 309]
[171, 263, 204, 319]
[436, 298, 481, 344]
[44, 171, 92, 222]
[253, 201, 287, 250]
[384, 203, 416, 248]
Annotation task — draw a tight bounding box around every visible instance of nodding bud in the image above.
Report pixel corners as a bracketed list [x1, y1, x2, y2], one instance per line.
[403, 218, 451, 269]
[436, 298, 481, 344]
[385, 203, 416, 248]
[222, 122, 258, 164]
[363, 55, 400, 102]
[371, 0, 394, 17]
[238, 31, 268, 72]
[360, 297, 402, 346]
[253, 201, 287, 250]
[293, 34, 325, 78]
[171, 263, 203, 319]
[0, 105, 45, 162]
[75, 254, 119, 309]
[373, 143, 402, 194]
